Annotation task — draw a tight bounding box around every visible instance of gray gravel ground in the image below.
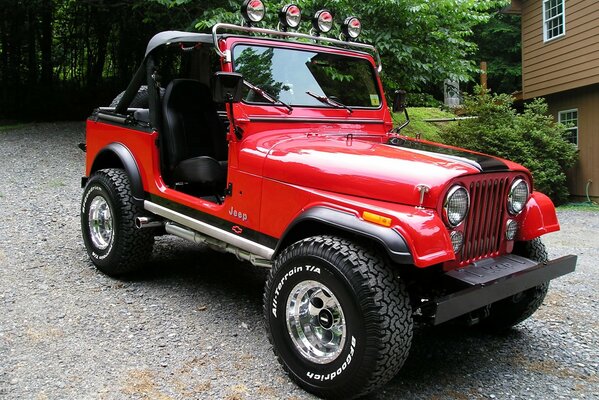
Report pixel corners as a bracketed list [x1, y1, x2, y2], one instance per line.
[0, 122, 597, 400]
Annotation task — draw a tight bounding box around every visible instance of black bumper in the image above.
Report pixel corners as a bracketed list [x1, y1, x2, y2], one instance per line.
[431, 254, 577, 325]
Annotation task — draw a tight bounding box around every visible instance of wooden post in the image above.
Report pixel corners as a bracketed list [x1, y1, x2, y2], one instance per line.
[480, 61, 488, 92]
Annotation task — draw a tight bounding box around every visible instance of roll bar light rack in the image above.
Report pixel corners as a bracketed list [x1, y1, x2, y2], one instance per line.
[211, 23, 382, 73]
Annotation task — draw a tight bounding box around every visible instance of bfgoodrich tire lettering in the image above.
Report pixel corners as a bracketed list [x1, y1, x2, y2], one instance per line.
[264, 236, 413, 399]
[81, 168, 154, 276]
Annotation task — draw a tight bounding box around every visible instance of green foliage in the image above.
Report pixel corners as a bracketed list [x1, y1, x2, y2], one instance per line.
[557, 203, 599, 211]
[151, 0, 502, 95]
[235, 46, 284, 96]
[472, 7, 522, 94]
[194, 0, 242, 30]
[0, 0, 515, 120]
[441, 89, 578, 204]
[0, 0, 206, 120]
[392, 107, 455, 142]
[406, 92, 443, 108]
[0, 123, 31, 132]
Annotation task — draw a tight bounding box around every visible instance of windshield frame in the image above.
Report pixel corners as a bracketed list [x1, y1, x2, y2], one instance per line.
[230, 40, 384, 112]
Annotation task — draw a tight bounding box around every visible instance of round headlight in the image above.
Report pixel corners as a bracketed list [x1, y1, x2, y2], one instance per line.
[508, 178, 529, 215]
[279, 4, 302, 29]
[506, 219, 518, 241]
[450, 230, 464, 254]
[312, 9, 334, 33]
[443, 186, 470, 227]
[241, 0, 266, 24]
[342, 16, 362, 39]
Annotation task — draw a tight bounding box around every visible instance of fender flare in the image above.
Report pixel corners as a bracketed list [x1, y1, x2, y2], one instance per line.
[89, 143, 145, 205]
[519, 191, 560, 240]
[277, 206, 413, 264]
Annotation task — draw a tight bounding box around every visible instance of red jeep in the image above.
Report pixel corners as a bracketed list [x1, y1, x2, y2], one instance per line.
[81, 2, 576, 398]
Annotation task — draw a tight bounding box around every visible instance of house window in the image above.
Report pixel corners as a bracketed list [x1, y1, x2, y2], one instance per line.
[543, 0, 566, 41]
[558, 109, 578, 146]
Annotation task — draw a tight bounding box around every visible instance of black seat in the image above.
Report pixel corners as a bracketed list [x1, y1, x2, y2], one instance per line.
[161, 79, 228, 188]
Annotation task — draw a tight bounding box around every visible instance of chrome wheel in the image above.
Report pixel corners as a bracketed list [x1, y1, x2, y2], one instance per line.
[286, 280, 346, 364]
[88, 195, 113, 250]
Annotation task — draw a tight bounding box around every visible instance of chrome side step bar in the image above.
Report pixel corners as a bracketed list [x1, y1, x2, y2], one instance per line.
[144, 201, 274, 267]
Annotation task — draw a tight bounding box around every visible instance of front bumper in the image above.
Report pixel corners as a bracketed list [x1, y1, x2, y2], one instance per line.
[430, 254, 577, 325]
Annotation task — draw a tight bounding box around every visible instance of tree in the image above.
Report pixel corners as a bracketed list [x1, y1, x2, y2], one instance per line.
[441, 89, 578, 203]
[154, 0, 503, 96]
[0, 0, 510, 120]
[471, 7, 522, 94]
[0, 0, 201, 120]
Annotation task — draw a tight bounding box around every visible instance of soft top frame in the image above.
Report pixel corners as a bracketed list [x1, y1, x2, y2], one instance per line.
[145, 31, 214, 57]
[116, 26, 381, 118]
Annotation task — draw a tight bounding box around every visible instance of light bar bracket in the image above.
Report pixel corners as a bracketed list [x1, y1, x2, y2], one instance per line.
[211, 23, 382, 72]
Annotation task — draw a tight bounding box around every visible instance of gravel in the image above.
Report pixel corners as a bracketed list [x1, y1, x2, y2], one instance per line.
[0, 122, 597, 399]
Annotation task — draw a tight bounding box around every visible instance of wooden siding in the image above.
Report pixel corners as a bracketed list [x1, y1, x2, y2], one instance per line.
[546, 85, 599, 198]
[521, 0, 599, 99]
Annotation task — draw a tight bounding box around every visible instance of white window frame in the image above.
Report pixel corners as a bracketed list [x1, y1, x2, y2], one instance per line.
[558, 108, 578, 147]
[543, 0, 566, 42]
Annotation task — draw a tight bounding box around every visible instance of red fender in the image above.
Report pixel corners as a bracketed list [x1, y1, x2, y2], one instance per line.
[518, 191, 560, 241]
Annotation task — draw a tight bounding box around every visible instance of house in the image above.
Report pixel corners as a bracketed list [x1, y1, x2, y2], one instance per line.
[507, 0, 599, 199]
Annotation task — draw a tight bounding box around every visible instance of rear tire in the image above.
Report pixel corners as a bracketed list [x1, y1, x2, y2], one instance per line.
[479, 238, 549, 331]
[263, 236, 413, 399]
[81, 168, 154, 276]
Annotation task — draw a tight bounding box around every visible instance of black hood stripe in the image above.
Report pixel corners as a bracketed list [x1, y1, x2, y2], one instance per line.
[387, 137, 509, 172]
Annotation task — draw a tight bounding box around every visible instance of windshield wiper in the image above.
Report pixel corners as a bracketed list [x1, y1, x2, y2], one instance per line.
[243, 81, 293, 114]
[306, 91, 353, 114]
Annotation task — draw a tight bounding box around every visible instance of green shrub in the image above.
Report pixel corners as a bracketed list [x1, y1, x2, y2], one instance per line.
[441, 88, 577, 204]
[406, 92, 443, 108]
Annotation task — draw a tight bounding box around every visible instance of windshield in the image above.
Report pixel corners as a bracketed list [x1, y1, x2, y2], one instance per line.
[232, 44, 382, 109]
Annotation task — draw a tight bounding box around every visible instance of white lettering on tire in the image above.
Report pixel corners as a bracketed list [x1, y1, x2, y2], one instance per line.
[305, 336, 356, 381]
[271, 265, 321, 318]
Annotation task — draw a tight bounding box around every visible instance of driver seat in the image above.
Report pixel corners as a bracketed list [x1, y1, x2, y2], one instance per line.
[161, 79, 227, 190]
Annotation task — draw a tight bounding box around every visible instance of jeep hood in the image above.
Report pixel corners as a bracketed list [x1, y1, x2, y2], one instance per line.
[262, 135, 516, 207]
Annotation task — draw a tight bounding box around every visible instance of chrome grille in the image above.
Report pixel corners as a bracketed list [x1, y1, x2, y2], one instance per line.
[459, 177, 510, 264]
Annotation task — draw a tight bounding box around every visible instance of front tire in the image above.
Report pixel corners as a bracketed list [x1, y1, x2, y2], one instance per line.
[81, 168, 154, 276]
[263, 236, 413, 399]
[479, 238, 549, 331]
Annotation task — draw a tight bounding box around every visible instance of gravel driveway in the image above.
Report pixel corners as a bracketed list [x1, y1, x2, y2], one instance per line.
[0, 122, 597, 399]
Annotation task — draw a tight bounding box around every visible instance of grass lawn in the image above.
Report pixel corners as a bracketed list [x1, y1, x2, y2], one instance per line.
[0, 122, 30, 132]
[557, 203, 599, 211]
[391, 107, 455, 142]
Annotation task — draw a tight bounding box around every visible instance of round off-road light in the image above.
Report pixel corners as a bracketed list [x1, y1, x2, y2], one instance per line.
[241, 0, 266, 24]
[443, 185, 470, 227]
[279, 4, 302, 29]
[450, 230, 464, 254]
[312, 9, 333, 33]
[507, 178, 529, 215]
[506, 219, 518, 240]
[342, 16, 362, 39]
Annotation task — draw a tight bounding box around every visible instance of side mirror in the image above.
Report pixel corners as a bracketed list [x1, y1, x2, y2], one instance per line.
[392, 90, 407, 113]
[213, 72, 244, 103]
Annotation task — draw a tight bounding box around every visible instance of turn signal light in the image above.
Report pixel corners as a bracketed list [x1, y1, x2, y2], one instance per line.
[450, 230, 464, 254]
[362, 211, 392, 227]
[506, 219, 518, 240]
